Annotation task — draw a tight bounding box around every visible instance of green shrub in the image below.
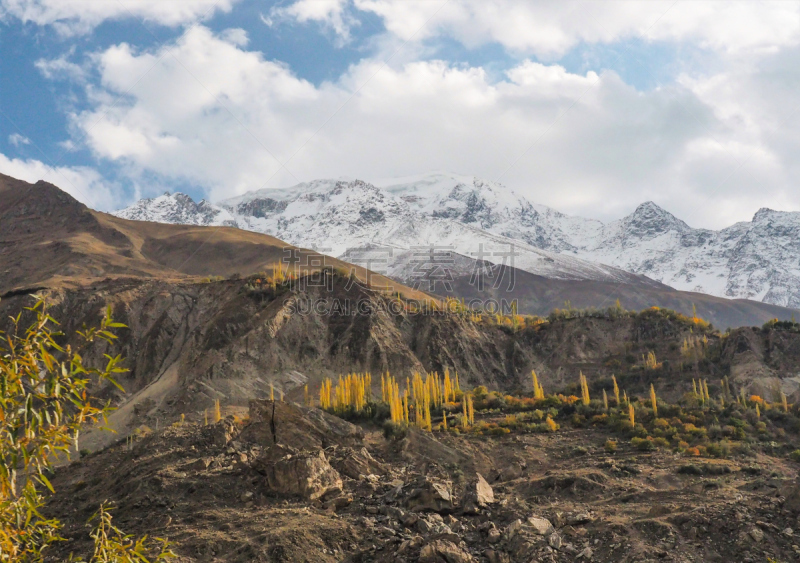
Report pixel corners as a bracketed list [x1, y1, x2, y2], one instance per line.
[706, 442, 730, 458]
[631, 436, 656, 451]
[383, 421, 408, 441]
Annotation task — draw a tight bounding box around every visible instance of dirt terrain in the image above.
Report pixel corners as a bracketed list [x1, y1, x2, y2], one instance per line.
[43, 399, 800, 563]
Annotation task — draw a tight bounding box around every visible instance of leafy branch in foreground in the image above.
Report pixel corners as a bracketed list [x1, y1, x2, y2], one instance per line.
[0, 299, 174, 562]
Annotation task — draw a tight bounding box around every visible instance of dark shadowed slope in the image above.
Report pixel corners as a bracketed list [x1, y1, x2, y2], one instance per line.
[439, 262, 799, 330]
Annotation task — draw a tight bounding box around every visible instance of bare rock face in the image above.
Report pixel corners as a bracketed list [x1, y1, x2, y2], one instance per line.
[399, 429, 470, 469]
[329, 446, 387, 479]
[406, 479, 454, 513]
[419, 539, 475, 563]
[241, 399, 364, 450]
[462, 473, 494, 514]
[254, 444, 343, 500]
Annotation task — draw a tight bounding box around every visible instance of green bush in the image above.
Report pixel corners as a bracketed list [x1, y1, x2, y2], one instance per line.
[382, 421, 408, 441]
[631, 436, 656, 451]
[706, 442, 730, 458]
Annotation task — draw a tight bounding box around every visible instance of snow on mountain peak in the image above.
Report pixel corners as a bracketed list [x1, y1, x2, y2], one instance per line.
[112, 173, 800, 309]
[625, 201, 688, 231]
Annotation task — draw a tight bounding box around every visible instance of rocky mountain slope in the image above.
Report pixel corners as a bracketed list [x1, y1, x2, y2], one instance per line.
[43, 395, 800, 563]
[3, 271, 800, 457]
[114, 172, 800, 309]
[0, 173, 422, 302]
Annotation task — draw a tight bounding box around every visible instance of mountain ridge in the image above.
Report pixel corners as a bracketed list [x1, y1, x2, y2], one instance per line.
[114, 172, 800, 309]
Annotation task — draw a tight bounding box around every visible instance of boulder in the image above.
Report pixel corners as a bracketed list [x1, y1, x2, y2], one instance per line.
[240, 399, 364, 450]
[528, 515, 555, 536]
[406, 479, 454, 513]
[329, 446, 388, 479]
[488, 461, 524, 483]
[462, 473, 494, 514]
[419, 539, 475, 563]
[253, 444, 342, 500]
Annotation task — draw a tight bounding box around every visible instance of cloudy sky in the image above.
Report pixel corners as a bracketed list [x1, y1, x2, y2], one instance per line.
[2, 0, 800, 228]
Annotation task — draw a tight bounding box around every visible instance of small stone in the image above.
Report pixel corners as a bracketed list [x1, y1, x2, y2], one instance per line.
[401, 512, 420, 528]
[419, 539, 475, 563]
[578, 546, 594, 559]
[570, 512, 593, 525]
[323, 495, 352, 511]
[749, 527, 765, 543]
[548, 532, 562, 549]
[528, 516, 555, 536]
[487, 529, 501, 543]
[485, 549, 510, 563]
[504, 519, 523, 540]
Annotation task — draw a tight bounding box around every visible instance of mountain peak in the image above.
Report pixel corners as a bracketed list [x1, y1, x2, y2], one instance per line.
[115, 190, 232, 226]
[753, 207, 777, 222]
[612, 200, 689, 240]
[632, 201, 669, 216]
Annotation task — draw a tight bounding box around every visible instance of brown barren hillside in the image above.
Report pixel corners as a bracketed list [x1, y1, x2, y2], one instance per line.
[0, 173, 427, 300]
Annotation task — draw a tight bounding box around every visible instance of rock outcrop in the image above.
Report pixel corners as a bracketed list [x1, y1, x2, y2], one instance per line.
[254, 444, 342, 500]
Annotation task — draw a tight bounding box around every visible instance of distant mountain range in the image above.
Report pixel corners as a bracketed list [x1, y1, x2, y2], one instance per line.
[0, 171, 796, 330]
[115, 172, 800, 310]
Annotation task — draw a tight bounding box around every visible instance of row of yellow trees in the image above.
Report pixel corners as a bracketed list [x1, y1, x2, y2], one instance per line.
[309, 368, 793, 435]
[315, 369, 476, 431]
[318, 372, 373, 412]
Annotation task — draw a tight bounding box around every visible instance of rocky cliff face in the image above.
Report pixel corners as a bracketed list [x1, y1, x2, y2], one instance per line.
[4, 274, 799, 448]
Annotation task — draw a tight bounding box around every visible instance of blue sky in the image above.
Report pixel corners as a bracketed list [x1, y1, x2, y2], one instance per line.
[1, 0, 799, 228]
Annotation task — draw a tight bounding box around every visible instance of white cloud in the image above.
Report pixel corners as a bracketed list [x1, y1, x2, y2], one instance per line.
[35, 53, 86, 81]
[0, 0, 240, 35]
[59, 25, 800, 228]
[270, 0, 800, 57]
[8, 133, 31, 146]
[220, 27, 249, 47]
[266, 0, 356, 43]
[0, 153, 117, 209]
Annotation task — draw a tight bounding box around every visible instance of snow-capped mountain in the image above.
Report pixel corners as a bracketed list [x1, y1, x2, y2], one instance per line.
[113, 172, 800, 308]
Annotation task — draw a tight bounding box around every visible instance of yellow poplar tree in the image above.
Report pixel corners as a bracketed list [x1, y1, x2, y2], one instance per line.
[579, 372, 590, 406]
